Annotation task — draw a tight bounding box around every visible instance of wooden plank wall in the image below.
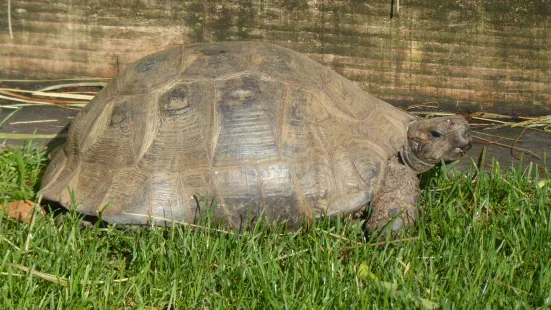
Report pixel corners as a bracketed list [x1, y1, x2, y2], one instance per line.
[1, 0, 550, 114]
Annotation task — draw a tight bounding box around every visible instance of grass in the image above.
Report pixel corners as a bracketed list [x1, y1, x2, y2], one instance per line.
[0, 142, 550, 309]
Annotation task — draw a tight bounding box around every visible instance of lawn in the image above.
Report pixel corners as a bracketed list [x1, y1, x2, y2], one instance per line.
[1, 141, 550, 309]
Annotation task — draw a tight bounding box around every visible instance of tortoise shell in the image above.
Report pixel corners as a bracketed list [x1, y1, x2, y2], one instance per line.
[40, 41, 415, 228]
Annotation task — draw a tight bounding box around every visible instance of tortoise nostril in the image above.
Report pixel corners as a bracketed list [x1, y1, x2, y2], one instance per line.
[462, 143, 472, 152]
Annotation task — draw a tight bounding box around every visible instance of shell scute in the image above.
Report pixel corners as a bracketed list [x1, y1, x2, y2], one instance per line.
[213, 167, 263, 227]
[258, 163, 301, 226]
[112, 47, 182, 95]
[182, 42, 252, 79]
[212, 75, 284, 166]
[136, 80, 213, 172]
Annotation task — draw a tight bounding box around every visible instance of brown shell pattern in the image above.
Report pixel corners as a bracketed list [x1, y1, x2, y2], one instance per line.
[40, 41, 414, 229]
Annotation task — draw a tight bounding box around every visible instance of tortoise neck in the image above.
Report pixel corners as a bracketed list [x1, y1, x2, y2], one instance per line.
[399, 142, 435, 174]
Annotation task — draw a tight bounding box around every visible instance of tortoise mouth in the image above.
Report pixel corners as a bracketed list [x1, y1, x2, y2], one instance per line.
[442, 143, 472, 161]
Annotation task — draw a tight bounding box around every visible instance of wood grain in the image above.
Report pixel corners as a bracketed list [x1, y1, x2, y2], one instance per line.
[1, 0, 550, 113]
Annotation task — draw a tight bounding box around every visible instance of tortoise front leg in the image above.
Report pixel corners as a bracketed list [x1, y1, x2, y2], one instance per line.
[367, 156, 420, 237]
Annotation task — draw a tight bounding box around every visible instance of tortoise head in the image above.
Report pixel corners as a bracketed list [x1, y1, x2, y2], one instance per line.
[400, 115, 472, 173]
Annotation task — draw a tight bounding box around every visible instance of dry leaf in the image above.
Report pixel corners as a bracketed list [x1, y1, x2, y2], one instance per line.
[537, 179, 548, 189]
[0, 200, 45, 223]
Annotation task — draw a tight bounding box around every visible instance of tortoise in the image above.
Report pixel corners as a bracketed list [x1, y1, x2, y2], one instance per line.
[39, 41, 472, 233]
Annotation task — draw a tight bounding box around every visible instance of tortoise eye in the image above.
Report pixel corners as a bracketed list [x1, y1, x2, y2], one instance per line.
[429, 130, 444, 139]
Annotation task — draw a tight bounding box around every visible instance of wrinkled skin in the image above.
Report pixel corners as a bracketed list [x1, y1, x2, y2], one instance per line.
[401, 115, 472, 173]
[367, 115, 472, 237]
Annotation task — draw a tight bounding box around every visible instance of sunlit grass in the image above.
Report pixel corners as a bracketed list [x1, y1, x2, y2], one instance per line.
[1, 143, 550, 308]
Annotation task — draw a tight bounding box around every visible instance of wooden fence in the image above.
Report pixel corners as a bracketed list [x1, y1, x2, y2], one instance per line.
[1, 0, 550, 114]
